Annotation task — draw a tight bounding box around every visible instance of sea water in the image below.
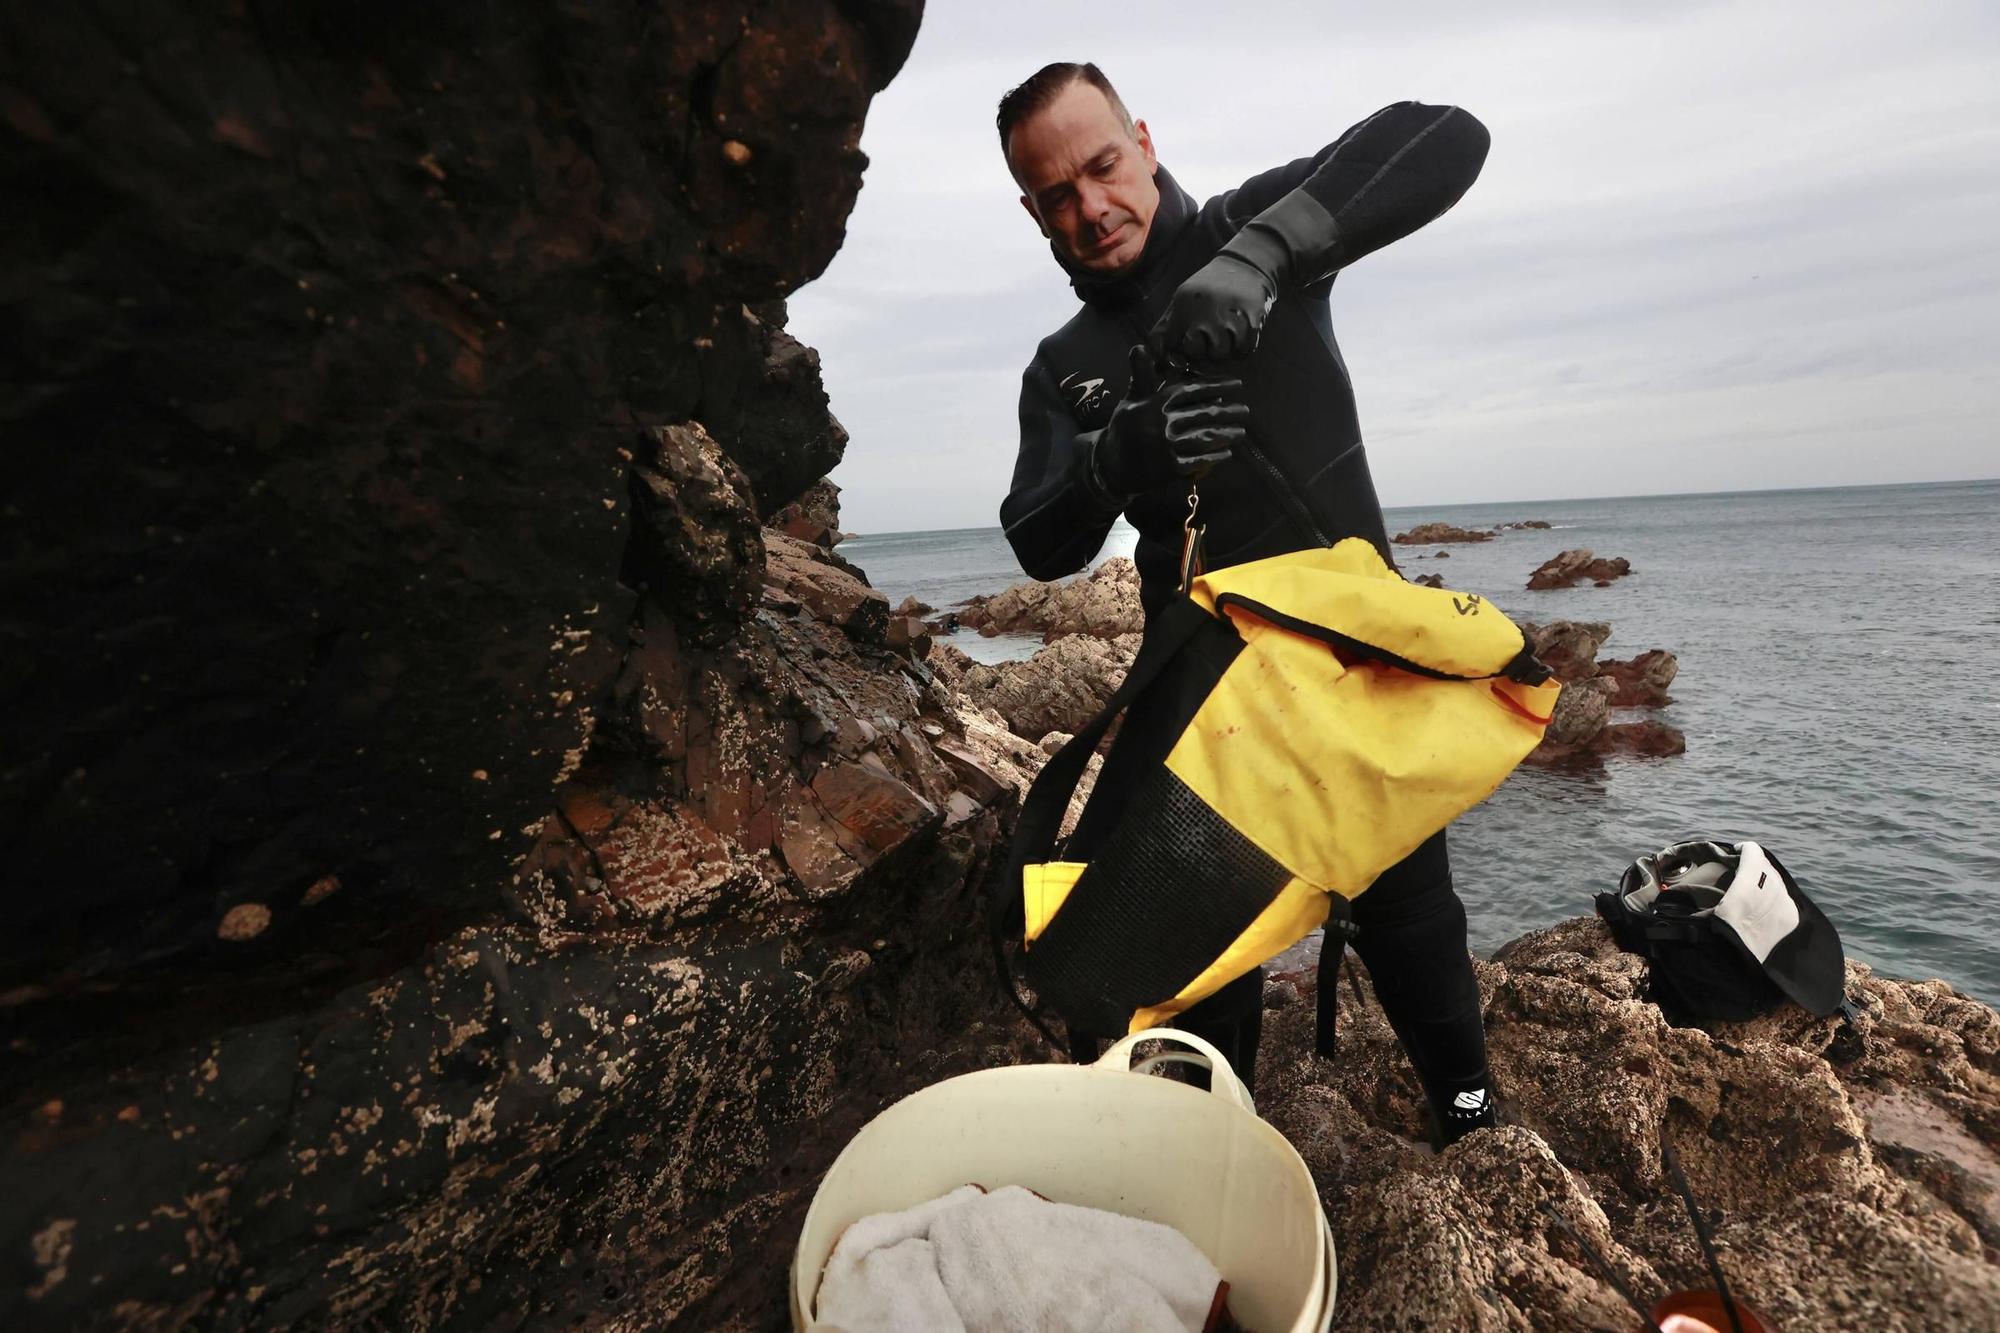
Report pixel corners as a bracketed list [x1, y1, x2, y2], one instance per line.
[842, 480, 2000, 1005]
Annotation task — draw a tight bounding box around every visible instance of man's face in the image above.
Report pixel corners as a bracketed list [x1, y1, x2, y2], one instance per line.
[1009, 81, 1160, 274]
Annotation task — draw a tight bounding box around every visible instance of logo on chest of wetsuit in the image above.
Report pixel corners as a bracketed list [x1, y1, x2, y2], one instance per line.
[1059, 370, 1114, 418]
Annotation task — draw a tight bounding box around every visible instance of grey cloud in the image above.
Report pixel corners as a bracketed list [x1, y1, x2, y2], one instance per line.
[791, 0, 2000, 532]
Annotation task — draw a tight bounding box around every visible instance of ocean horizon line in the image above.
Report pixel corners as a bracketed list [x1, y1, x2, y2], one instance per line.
[840, 473, 1999, 542]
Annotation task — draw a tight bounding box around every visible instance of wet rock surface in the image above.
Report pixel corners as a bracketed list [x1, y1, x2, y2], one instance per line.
[1597, 718, 1690, 758]
[1, 516, 1037, 1328]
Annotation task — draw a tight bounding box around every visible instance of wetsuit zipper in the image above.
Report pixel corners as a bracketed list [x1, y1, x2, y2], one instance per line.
[1237, 431, 1333, 547]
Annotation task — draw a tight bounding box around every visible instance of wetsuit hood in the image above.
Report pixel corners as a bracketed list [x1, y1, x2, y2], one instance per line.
[1053, 163, 1198, 309]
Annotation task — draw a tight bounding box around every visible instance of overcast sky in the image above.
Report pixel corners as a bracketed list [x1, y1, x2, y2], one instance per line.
[787, 1, 2000, 535]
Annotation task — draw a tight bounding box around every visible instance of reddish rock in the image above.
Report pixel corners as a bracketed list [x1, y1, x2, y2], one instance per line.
[765, 531, 890, 641]
[592, 804, 740, 923]
[956, 559, 1143, 640]
[937, 704, 1103, 842]
[1528, 549, 1634, 590]
[810, 760, 939, 860]
[1599, 719, 1688, 757]
[924, 640, 974, 695]
[894, 595, 935, 617]
[933, 741, 1010, 807]
[1598, 649, 1679, 707]
[770, 477, 844, 546]
[885, 615, 932, 658]
[1530, 676, 1617, 760]
[1412, 573, 1446, 588]
[959, 634, 1140, 740]
[1522, 621, 1613, 683]
[1394, 522, 1494, 545]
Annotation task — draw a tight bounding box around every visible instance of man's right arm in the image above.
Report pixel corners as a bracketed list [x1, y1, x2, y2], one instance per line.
[1000, 358, 1125, 583]
[1162, 102, 1491, 362]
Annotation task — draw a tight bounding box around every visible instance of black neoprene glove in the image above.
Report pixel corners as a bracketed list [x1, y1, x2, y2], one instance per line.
[1160, 190, 1340, 365]
[1086, 347, 1250, 501]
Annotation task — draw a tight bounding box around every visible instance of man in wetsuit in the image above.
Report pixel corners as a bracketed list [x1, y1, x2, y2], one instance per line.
[996, 62, 1498, 1143]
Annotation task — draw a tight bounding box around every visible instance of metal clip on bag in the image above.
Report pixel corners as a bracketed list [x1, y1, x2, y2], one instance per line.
[999, 538, 1561, 1040]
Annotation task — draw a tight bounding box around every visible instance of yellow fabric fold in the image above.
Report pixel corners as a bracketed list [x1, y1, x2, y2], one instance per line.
[1129, 877, 1330, 1031]
[1022, 861, 1087, 943]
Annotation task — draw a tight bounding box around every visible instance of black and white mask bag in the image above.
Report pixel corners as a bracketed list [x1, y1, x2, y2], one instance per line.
[1597, 839, 1853, 1023]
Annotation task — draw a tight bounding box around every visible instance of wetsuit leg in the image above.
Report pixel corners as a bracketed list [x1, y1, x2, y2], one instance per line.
[1344, 830, 1495, 1144]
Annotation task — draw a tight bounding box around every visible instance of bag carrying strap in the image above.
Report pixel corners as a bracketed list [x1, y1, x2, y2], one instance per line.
[1314, 899, 1360, 1057]
[1011, 596, 1217, 876]
[989, 596, 1219, 1048]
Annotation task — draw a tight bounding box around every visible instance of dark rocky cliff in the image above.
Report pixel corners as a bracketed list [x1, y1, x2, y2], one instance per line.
[0, 4, 1053, 1328]
[1, 0, 908, 1035]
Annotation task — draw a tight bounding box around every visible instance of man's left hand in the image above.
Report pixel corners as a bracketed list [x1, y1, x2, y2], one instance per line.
[1159, 253, 1278, 366]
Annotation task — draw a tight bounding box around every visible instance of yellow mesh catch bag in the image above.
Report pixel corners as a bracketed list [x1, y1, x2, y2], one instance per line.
[999, 538, 1559, 1038]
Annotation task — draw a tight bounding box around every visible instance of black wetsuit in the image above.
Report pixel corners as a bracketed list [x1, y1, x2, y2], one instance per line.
[1001, 103, 1495, 1134]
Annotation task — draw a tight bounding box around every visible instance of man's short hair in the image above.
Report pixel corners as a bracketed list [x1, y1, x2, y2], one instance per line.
[996, 61, 1135, 164]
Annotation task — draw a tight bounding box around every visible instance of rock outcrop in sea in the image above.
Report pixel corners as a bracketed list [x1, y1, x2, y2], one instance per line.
[1394, 519, 1550, 545]
[1530, 548, 1636, 589]
[1395, 521, 1496, 544]
[1520, 621, 1686, 763]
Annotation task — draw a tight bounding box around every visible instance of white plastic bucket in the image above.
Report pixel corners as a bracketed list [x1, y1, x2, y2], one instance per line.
[791, 1028, 1335, 1332]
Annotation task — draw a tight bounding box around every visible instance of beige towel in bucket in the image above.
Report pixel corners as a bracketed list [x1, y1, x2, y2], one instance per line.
[813, 1184, 1227, 1332]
